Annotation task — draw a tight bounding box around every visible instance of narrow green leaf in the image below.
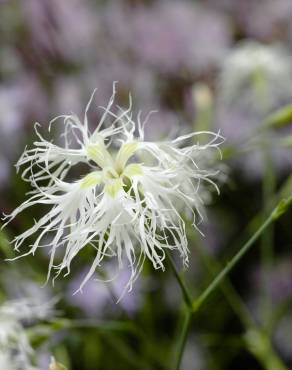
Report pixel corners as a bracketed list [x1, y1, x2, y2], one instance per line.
[264, 104, 292, 128]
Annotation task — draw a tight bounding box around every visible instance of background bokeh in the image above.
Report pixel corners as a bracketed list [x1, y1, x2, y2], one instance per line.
[0, 0, 292, 369]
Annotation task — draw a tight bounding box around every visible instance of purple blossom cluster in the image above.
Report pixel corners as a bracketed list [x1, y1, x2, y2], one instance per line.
[102, 1, 231, 75]
[250, 257, 292, 312]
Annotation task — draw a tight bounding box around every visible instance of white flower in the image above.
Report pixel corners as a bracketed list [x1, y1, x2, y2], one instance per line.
[0, 299, 55, 370]
[219, 41, 292, 111]
[3, 83, 224, 293]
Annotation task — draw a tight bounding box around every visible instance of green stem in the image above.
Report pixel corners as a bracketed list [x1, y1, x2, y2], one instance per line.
[167, 253, 193, 370]
[192, 197, 292, 313]
[173, 310, 192, 370]
[192, 237, 255, 328]
[261, 145, 276, 266]
[169, 197, 291, 370]
[192, 231, 289, 370]
[102, 333, 153, 370]
[260, 141, 276, 325]
[245, 329, 288, 370]
[225, 175, 292, 261]
[167, 252, 193, 309]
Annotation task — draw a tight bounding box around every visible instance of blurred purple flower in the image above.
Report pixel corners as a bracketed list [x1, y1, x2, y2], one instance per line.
[0, 76, 47, 189]
[67, 265, 143, 317]
[199, 211, 226, 254]
[53, 60, 157, 116]
[142, 109, 181, 141]
[267, 260, 292, 303]
[102, 1, 231, 75]
[21, 0, 99, 63]
[0, 157, 9, 185]
[0, 76, 47, 151]
[252, 258, 292, 304]
[205, 0, 292, 42]
[53, 76, 87, 118]
[238, 0, 292, 42]
[275, 315, 292, 360]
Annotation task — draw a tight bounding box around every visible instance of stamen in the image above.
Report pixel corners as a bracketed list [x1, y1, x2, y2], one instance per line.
[104, 178, 124, 197]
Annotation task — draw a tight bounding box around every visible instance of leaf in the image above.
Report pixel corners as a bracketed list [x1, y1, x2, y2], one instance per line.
[264, 104, 292, 128]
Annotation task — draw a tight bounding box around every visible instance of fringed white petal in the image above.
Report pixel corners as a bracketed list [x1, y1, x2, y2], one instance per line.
[6, 83, 224, 296]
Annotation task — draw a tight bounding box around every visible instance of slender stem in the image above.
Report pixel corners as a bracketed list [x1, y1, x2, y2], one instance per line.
[167, 252, 193, 309]
[102, 332, 153, 370]
[62, 319, 141, 335]
[245, 329, 288, 370]
[222, 176, 292, 264]
[261, 146, 276, 265]
[167, 253, 193, 370]
[192, 215, 272, 312]
[192, 198, 292, 313]
[261, 143, 276, 325]
[169, 197, 291, 370]
[191, 230, 289, 370]
[192, 238, 255, 328]
[174, 310, 192, 370]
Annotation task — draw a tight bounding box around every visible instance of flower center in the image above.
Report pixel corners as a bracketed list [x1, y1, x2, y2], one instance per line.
[84, 141, 142, 197]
